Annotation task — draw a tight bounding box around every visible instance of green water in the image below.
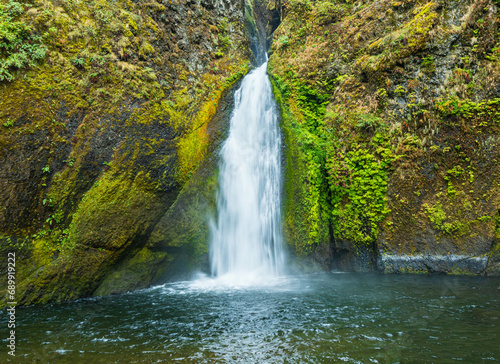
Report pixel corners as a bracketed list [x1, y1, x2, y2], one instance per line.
[3, 273, 499, 363]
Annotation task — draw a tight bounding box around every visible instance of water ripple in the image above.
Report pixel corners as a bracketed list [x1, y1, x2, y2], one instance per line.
[2, 273, 499, 363]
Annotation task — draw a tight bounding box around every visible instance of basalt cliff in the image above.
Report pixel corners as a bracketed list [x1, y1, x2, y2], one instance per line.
[1, 0, 499, 307]
[269, 0, 500, 276]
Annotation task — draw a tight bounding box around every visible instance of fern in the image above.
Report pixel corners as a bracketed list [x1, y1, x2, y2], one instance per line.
[0, 1, 48, 82]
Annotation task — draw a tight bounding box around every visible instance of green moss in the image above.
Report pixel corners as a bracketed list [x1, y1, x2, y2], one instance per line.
[436, 97, 500, 123]
[144, 72, 246, 268]
[496, 215, 500, 240]
[448, 266, 480, 276]
[68, 172, 163, 250]
[0, 0, 253, 306]
[399, 267, 430, 275]
[269, 0, 500, 267]
[363, 2, 438, 72]
[423, 202, 446, 226]
[271, 68, 396, 250]
[0, 1, 48, 81]
[175, 62, 249, 184]
[332, 143, 395, 245]
[270, 73, 331, 251]
[423, 199, 495, 239]
[94, 247, 171, 296]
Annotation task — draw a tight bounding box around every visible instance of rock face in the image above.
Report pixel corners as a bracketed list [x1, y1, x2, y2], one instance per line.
[0, 0, 256, 306]
[268, 0, 500, 276]
[1, 0, 498, 307]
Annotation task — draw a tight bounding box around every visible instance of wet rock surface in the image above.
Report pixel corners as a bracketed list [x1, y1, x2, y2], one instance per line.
[0, 0, 254, 306]
[268, 0, 500, 276]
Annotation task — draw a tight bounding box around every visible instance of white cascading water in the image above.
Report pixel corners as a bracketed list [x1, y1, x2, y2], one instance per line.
[209, 61, 284, 284]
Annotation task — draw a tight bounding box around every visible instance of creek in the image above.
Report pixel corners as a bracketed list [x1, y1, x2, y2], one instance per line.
[8, 273, 500, 362]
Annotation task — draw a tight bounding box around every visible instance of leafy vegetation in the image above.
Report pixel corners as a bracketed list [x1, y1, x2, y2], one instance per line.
[0, 1, 48, 81]
[269, 0, 500, 266]
[271, 67, 397, 248]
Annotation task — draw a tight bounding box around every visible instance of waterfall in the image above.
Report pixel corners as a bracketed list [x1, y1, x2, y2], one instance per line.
[209, 62, 284, 282]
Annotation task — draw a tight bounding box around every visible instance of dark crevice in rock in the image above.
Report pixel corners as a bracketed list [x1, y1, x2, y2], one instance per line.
[247, 0, 281, 62]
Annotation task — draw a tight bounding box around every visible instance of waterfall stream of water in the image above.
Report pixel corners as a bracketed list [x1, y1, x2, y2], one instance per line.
[209, 62, 284, 283]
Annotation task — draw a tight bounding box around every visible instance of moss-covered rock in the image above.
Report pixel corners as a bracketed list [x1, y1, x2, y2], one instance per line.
[0, 0, 254, 307]
[94, 247, 172, 296]
[94, 77, 241, 295]
[269, 0, 500, 275]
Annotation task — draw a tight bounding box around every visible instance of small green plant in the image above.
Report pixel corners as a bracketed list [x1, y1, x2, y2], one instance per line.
[447, 182, 457, 196]
[446, 165, 464, 178]
[423, 202, 446, 227]
[356, 114, 383, 131]
[421, 55, 436, 73]
[276, 35, 290, 49]
[315, 2, 342, 25]
[70, 57, 85, 68]
[63, 158, 74, 167]
[376, 88, 388, 108]
[217, 17, 228, 33]
[394, 85, 406, 96]
[2, 119, 14, 127]
[1, 234, 28, 250]
[219, 35, 230, 50]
